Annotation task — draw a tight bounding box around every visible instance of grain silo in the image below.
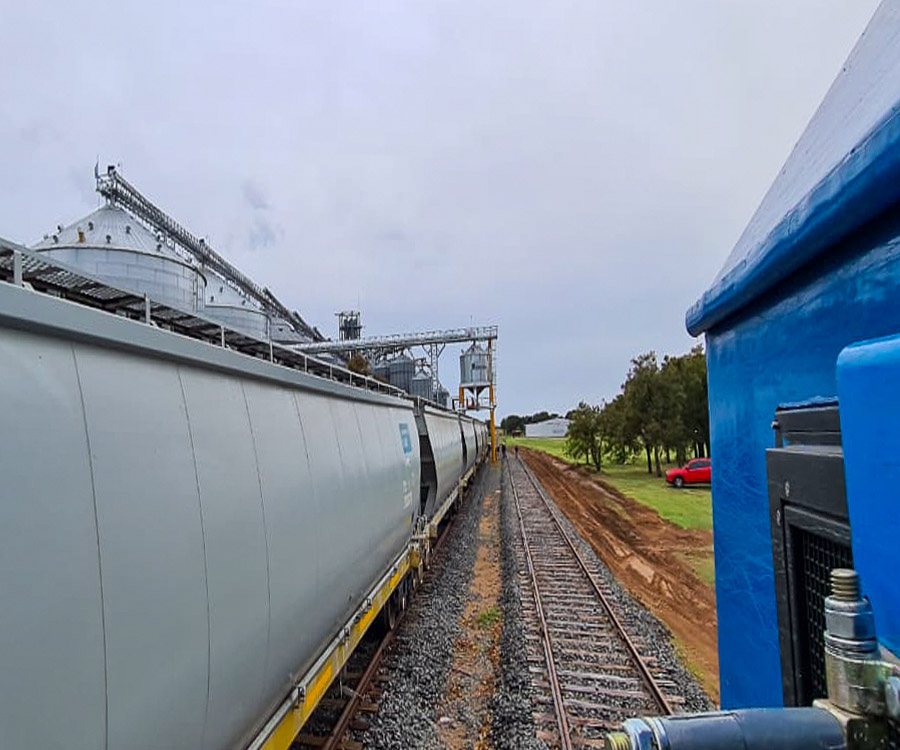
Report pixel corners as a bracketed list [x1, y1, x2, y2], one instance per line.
[32, 204, 206, 313]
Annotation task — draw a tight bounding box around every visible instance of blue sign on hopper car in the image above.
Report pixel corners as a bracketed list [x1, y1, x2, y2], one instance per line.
[399, 422, 413, 454]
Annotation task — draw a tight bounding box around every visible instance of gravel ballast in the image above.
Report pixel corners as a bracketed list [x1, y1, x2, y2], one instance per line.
[360, 455, 711, 750]
[359, 465, 493, 749]
[491, 462, 548, 750]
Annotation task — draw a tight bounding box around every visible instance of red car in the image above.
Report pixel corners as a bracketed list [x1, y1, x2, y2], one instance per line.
[665, 458, 711, 488]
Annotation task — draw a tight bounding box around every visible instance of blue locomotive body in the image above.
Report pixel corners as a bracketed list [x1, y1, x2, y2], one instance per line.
[688, 0, 900, 710]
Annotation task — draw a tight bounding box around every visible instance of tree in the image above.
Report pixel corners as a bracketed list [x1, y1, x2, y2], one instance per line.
[660, 354, 689, 465]
[600, 394, 636, 463]
[560, 345, 708, 475]
[622, 352, 667, 476]
[500, 414, 525, 435]
[347, 354, 370, 376]
[680, 345, 709, 458]
[566, 402, 604, 470]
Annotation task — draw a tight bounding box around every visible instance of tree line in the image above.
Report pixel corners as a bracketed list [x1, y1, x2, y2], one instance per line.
[565, 345, 709, 476]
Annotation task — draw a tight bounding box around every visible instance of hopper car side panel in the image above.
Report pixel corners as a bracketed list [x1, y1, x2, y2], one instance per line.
[352, 403, 417, 585]
[0, 284, 419, 750]
[0, 329, 108, 749]
[326, 399, 375, 614]
[76, 347, 211, 750]
[422, 408, 465, 516]
[178, 369, 271, 750]
[461, 418, 477, 473]
[241, 380, 321, 716]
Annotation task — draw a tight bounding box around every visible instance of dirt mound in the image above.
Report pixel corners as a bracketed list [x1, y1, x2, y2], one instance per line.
[522, 449, 719, 703]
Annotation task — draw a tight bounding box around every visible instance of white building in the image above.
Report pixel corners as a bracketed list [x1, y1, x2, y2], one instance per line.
[525, 417, 570, 438]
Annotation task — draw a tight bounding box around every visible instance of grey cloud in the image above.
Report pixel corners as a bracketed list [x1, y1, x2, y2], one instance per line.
[242, 180, 270, 211]
[248, 218, 281, 250]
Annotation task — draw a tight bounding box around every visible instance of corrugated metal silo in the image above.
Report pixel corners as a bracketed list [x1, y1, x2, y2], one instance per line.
[370, 361, 390, 382]
[205, 277, 269, 340]
[269, 317, 309, 344]
[388, 355, 415, 393]
[410, 372, 433, 401]
[32, 204, 206, 313]
[459, 343, 490, 387]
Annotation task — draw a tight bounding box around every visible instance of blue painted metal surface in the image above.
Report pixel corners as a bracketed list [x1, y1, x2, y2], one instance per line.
[705, 209, 900, 709]
[688, 2, 900, 337]
[837, 336, 900, 655]
[689, 0, 900, 710]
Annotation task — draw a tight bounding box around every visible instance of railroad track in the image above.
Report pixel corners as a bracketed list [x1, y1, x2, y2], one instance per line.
[507, 456, 676, 749]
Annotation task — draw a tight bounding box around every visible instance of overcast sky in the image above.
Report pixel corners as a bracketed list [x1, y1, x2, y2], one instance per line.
[0, 0, 880, 416]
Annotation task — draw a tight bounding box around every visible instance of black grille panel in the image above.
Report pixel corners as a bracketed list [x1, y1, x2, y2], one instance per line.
[769, 405, 897, 749]
[794, 528, 853, 699]
[793, 529, 898, 748]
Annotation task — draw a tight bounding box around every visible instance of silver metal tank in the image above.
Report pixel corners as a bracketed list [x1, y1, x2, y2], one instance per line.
[0, 280, 419, 750]
[459, 343, 490, 388]
[410, 372, 433, 401]
[434, 385, 450, 408]
[371, 361, 390, 383]
[269, 316, 309, 344]
[32, 204, 206, 312]
[388, 354, 415, 393]
[205, 277, 270, 340]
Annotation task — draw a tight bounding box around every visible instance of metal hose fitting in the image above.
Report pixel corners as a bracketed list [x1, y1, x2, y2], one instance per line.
[604, 708, 846, 750]
[605, 732, 632, 750]
[830, 569, 861, 602]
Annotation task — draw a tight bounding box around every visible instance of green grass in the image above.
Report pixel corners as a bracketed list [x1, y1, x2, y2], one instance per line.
[691, 554, 717, 586]
[505, 436, 712, 532]
[504, 436, 571, 462]
[476, 605, 501, 629]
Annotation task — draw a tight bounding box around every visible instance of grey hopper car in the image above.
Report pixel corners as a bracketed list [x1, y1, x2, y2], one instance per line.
[0, 281, 421, 750]
[0, 267, 486, 750]
[460, 415, 478, 473]
[415, 405, 465, 517]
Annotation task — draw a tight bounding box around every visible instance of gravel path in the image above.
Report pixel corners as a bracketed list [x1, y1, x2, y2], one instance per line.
[491, 460, 548, 750]
[359, 465, 493, 749]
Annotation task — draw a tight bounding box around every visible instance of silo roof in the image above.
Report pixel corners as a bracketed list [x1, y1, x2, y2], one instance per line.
[687, 1, 900, 336]
[206, 273, 262, 309]
[32, 204, 182, 261]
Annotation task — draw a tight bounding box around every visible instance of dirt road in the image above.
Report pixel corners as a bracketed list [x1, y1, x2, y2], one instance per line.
[437, 482, 502, 749]
[522, 449, 719, 702]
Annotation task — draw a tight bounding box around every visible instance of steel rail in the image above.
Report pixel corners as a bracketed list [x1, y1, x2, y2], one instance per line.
[516, 456, 674, 717]
[508, 459, 574, 750]
[318, 609, 403, 750]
